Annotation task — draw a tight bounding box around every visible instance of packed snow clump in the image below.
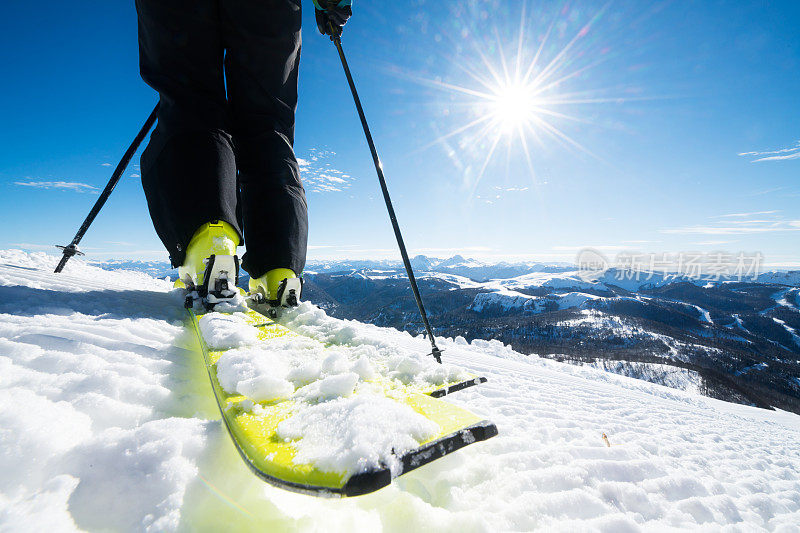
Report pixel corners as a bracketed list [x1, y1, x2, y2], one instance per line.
[280, 302, 471, 389]
[215, 347, 294, 402]
[292, 372, 361, 403]
[198, 312, 260, 350]
[277, 395, 439, 476]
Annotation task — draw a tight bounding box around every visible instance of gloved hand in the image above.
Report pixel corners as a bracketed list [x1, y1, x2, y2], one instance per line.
[312, 0, 352, 37]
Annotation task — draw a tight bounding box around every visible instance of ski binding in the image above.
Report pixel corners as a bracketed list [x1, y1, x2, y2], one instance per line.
[183, 254, 240, 310]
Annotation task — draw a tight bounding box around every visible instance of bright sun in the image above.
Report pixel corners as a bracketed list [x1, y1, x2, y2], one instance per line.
[491, 82, 538, 133]
[409, 4, 616, 197]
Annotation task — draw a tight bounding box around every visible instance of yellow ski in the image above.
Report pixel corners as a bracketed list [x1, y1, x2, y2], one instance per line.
[185, 303, 497, 497]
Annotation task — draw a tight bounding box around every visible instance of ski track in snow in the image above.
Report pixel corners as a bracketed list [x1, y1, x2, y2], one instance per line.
[1, 250, 800, 532]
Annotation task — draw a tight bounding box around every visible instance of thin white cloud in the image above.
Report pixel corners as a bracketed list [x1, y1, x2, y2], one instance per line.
[492, 185, 529, 192]
[749, 186, 788, 196]
[715, 210, 778, 218]
[661, 220, 800, 235]
[10, 243, 54, 250]
[739, 140, 800, 162]
[690, 240, 733, 246]
[79, 249, 170, 260]
[724, 219, 775, 224]
[331, 248, 395, 255]
[306, 248, 578, 262]
[100, 163, 112, 167]
[753, 152, 800, 162]
[552, 244, 631, 252]
[298, 148, 355, 193]
[11, 243, 100, 251]
[413, 246, 493, 253]
[14, 180, 99, 193]
[663, 211, 800, 235]
[129, 173, 140, 178]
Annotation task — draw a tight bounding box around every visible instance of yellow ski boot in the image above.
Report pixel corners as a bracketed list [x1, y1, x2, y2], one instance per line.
[176, 221, 240, 305]
[248, 268, 303, 313]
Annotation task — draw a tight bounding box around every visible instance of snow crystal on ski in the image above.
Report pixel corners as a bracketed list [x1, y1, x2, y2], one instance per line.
[197, 312, 260, 350]
[215, 347, 294, 403]
[276, 395, 439, 476]
[279, 302, 471, 389]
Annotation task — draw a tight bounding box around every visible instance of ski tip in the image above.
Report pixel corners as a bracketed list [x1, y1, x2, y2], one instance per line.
[342, 468, 393, 497]
[237, 418, 498, 499]
[344, 418, 498, 497]
[429, 376, 488, 398]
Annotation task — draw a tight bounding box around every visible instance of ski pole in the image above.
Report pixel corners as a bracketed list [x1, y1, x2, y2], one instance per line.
[330, 29, 443, 364]
[54, 103, 159, 274]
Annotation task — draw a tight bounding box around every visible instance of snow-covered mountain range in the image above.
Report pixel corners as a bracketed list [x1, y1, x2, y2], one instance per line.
[2, 249, 799, 530]
[91, 254, 577, 283]
[302, 259, 800, 414]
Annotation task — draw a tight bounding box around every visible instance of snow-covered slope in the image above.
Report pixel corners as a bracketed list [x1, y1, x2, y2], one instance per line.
[468, 289, 606, 314]
[2, 250, 799, 531]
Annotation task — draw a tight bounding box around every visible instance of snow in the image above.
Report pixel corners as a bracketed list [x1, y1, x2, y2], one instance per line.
[556, 291, 604, 309]
[585, 361, 704, 395]
[197, 305, 463, 477]
[2, 250, 800, 531]
[197, 312, 260, 350]
[307, 256, 572, 283]
[215, 347, 294, 402]
[757, 271, 800, 286]
[277, 303, 469, 390]
[293, 372, 360, 403]
[276, 395, 439, 476]
[306, 256, 798, 294]
[773, 288, 799, 309]
[682, 303, 714, 324]
[469, 289, 540, 313]
[468, 290, 604, 314]
[199, 304, 470, 476]
[772, 318, 800, 349]
[736, 362, 769, 376]
[420, 271, 484, 289]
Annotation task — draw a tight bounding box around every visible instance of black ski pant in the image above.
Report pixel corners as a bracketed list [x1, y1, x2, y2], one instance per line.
[135, 0, 308, 278]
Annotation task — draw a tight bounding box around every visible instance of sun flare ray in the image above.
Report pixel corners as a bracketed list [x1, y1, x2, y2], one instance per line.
[403, 3, 624, 199]
[419, 114, 495, 152]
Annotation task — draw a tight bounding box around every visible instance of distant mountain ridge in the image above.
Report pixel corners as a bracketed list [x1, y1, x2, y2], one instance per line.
[306, 255, 575, 282]
[92, 254, 799, 286]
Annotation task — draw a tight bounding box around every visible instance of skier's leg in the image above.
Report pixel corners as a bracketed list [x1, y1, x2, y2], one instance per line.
[221, 0, 308, 290]
[136, 0, 242, 269]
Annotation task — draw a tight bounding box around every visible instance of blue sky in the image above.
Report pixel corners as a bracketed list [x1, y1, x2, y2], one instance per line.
[1, 1, 798, 268]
